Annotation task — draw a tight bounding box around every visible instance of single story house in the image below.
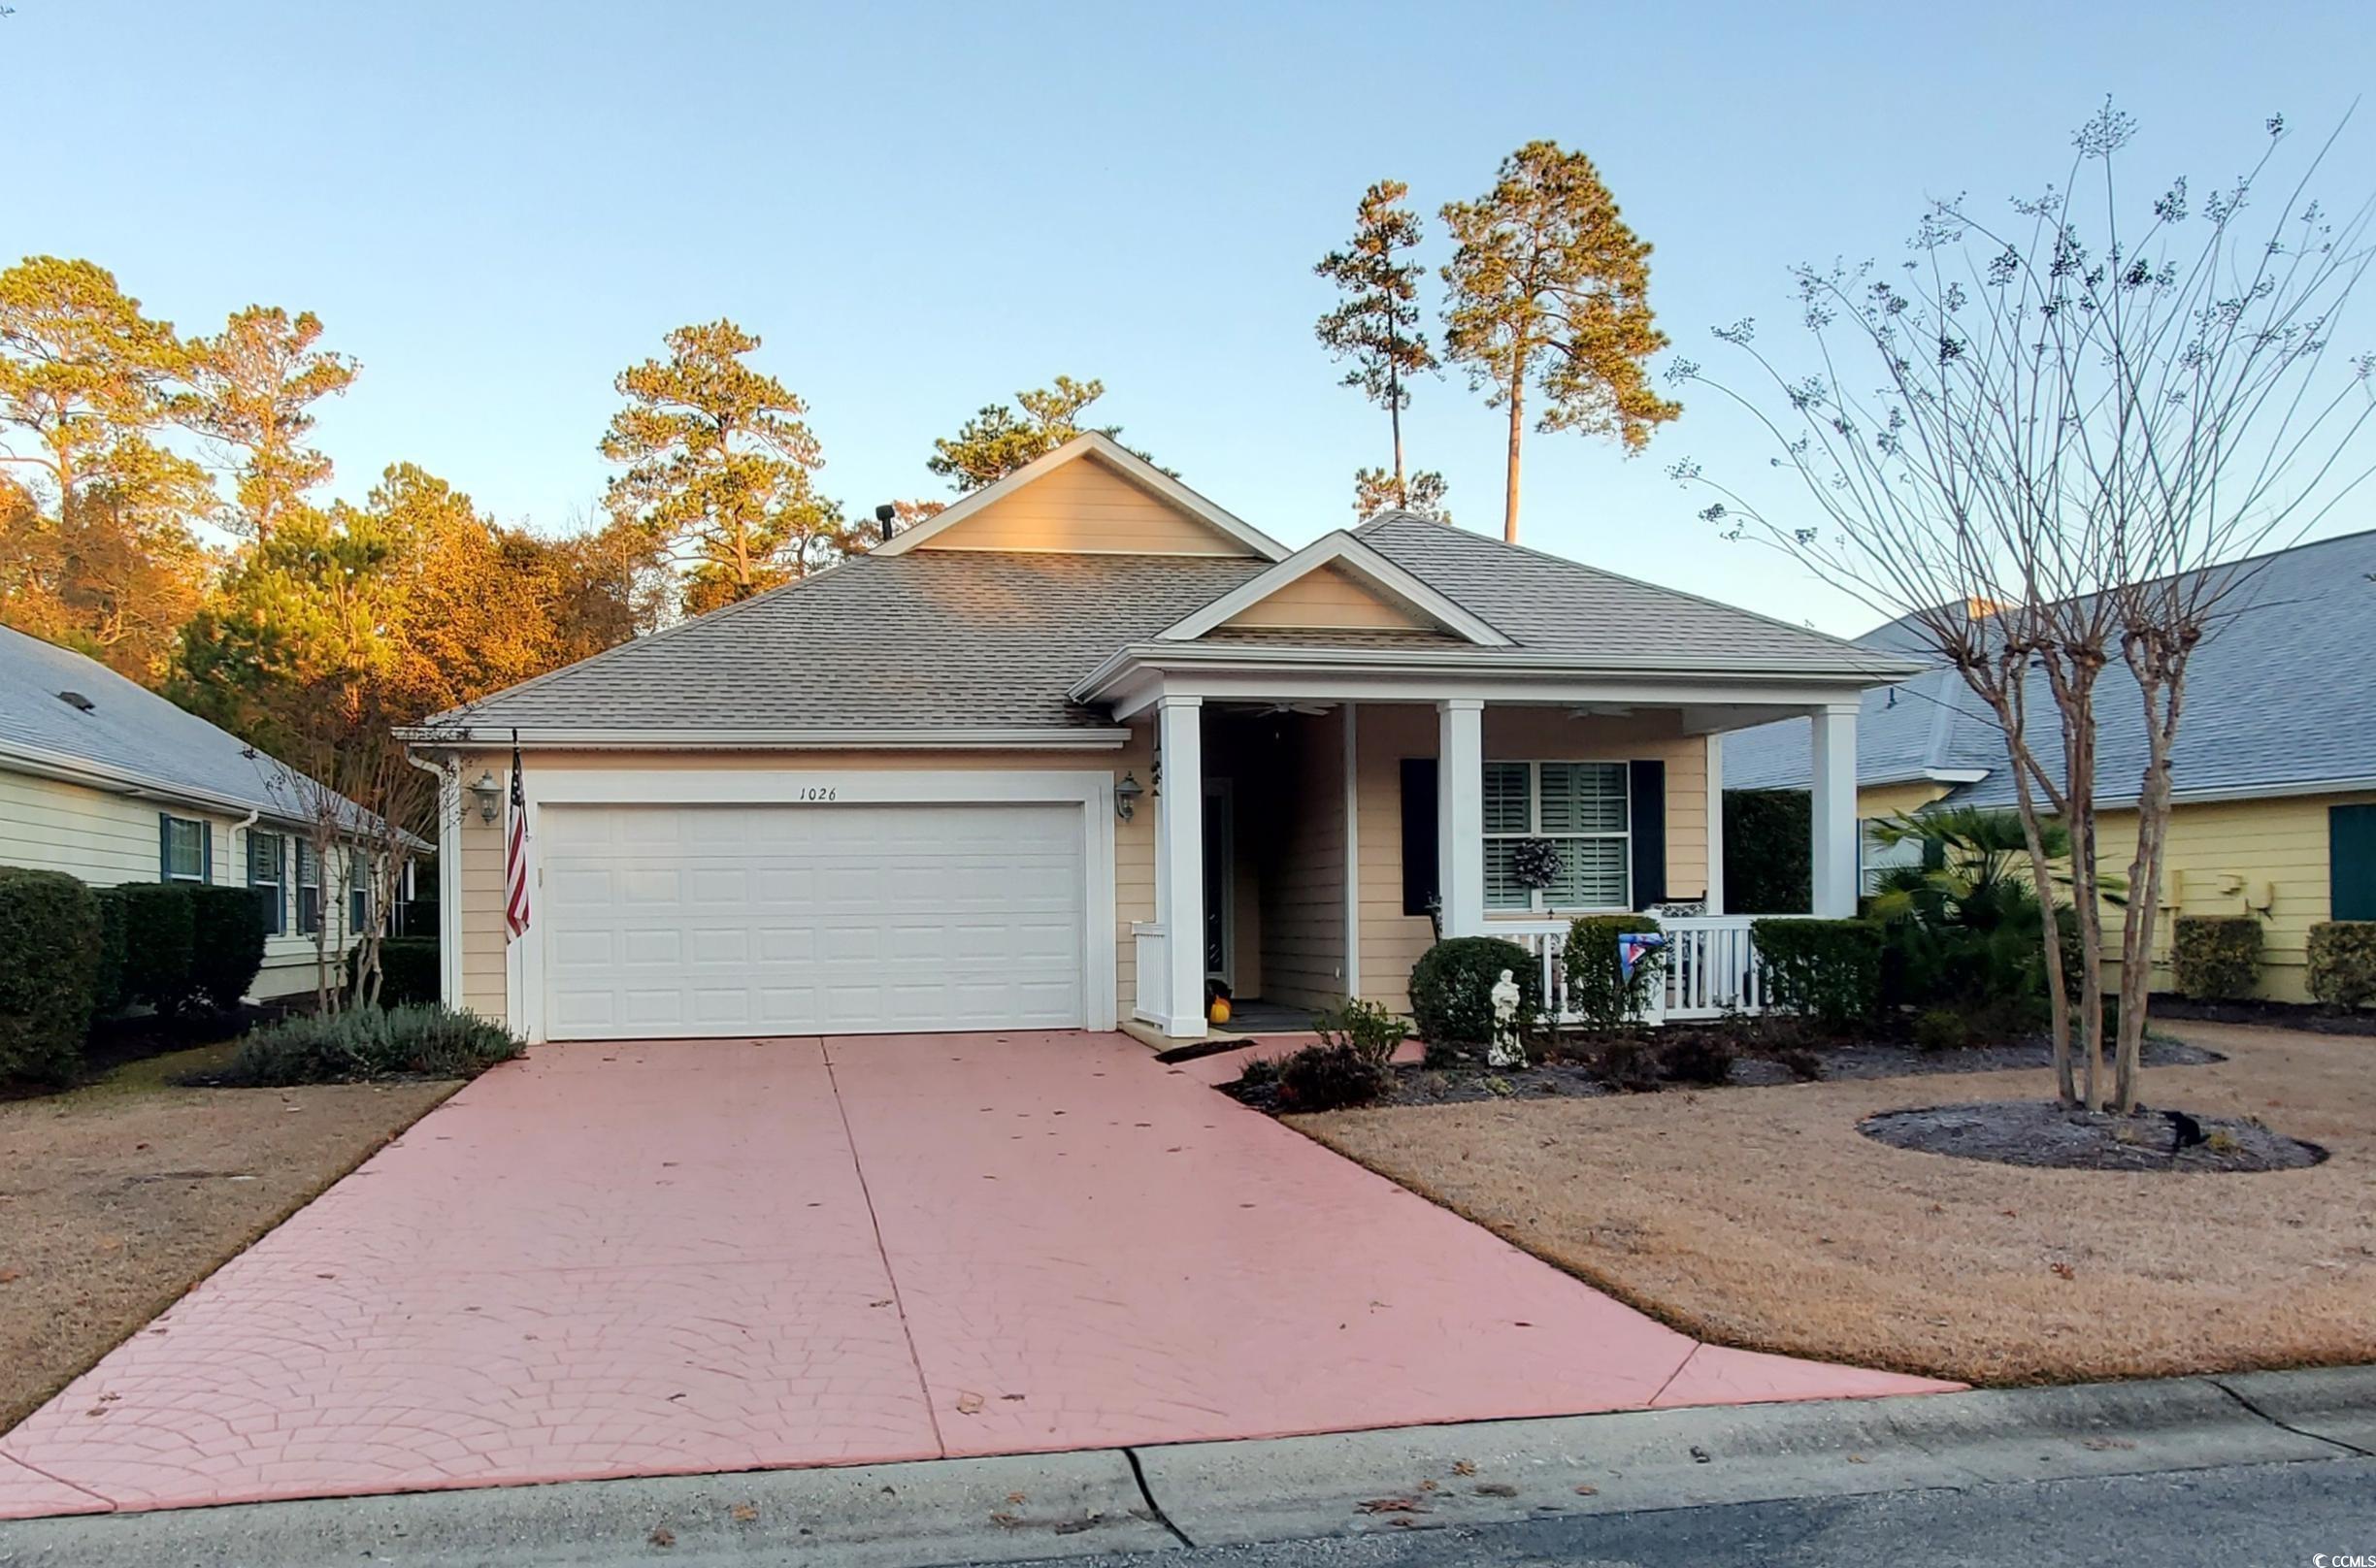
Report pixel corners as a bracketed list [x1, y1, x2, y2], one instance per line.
[0, 622, 377, 1000]
[404, 434, 1916, 1041]
[1724, 527, 2376, 1003]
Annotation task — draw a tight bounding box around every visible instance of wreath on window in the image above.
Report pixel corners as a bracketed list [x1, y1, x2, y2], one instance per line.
[1511, 836, 1565, 892]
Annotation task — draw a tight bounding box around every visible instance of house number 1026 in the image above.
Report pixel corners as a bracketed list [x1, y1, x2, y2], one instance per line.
[798, 787, 840, 801]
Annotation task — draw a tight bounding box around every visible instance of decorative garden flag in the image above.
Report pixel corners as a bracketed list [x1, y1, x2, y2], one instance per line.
[504, 733, 532, 942]
[1617, 931, 1666, 980]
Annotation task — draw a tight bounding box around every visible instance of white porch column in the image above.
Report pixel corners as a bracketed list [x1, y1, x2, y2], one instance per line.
[1341, 702, 1361, 1000]
[1155, 695, 1206, 1037]
[1703, 732, 1725, 916]
[1809, 702, 1860, 918]
[1436, 698, 1486, 936]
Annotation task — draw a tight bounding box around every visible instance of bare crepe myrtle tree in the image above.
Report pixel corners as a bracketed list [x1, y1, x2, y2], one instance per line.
[253, 688, 460, 1013]
[1668, 103, 2375, 1113]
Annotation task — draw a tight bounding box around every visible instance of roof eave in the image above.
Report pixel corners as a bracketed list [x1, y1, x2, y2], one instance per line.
[398, 725, 1136, 751]
[0, 739, 334, 831]
[1071, 641, 1925, 704]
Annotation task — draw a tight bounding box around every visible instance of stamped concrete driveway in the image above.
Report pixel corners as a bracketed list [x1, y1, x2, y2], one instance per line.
[0, 1031, 1951, 1517]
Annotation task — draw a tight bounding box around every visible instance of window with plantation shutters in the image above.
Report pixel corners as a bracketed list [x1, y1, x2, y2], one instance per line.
[1482, 761, 1631, 910]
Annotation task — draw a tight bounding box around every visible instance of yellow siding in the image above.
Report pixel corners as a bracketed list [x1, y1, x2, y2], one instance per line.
[2084, 792, 2373, 1004]
[912, 455, 1258, 556]
[454, 739, 1155, 1023]
[1858, 780, 1955, 818]
[1351, 705, 1713, 1016]
[0, 767, 360, 1001]
[1220, 564, 1435, 633]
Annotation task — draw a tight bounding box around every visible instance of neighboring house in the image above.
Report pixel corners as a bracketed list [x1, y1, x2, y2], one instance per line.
[0, 623, 375, 1001]
[403, 434, 1916, 1042]
[1724, 528, 2376, 1002]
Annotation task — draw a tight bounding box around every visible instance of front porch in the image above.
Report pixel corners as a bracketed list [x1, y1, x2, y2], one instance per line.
[1124, 693, 1864, 1040]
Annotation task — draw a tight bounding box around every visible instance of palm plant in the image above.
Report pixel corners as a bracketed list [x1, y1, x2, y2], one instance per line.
[1865, 808, 2118, 1029]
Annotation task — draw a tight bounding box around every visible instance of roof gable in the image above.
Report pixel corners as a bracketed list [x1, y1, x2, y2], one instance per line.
[876, 433, 1287, 560]
[1158, 531, 1511, 645]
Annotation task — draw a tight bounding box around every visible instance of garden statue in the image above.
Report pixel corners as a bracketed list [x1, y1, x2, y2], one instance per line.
[1488, 968, 1526, 1067]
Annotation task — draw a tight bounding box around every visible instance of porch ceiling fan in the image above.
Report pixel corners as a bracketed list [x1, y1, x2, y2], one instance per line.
[1228, 701, 1334, 716]
[1568, 704, 1635, 718]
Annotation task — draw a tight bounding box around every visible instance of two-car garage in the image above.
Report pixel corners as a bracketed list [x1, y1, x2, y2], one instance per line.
[524, 779, 1108, 1041]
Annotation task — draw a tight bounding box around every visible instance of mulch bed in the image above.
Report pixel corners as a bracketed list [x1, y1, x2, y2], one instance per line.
[1221, 1031, 2220, 1112]
[2149, 996, 2376, 1037]
[1860, 1099, 2326, 1172]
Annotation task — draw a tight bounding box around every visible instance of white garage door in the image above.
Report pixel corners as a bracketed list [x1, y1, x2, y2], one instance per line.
[540, 800, 1087, 1039]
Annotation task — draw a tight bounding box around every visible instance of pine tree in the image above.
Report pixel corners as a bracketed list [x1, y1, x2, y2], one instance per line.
[1315, 180, 1438, 505]
[1441, 143, 1679, 541]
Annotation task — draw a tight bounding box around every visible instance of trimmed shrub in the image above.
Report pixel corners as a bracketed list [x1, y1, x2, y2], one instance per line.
[1753, 918, 1884, 1031]
[1563, 914, 1665, 1029]
[187, 884, 267, 1013]
[1314, 996, 1408, 1068]
[347, 936, 440, 1008]
[1913, 1007, 1971, 1053]
[1660, 1031, 1735, 1087]
[1275, 1043, 1389, 1112]
[116, 883, 195, 1011]
[223, 1003, 522, 1087]
[1723, 789, 1811, 914]
[92, 886, 129, 1016]
[2306, 922, 2376, 1010]
[1409, 936, 1538, 1058]
[2171, 915, 2262, 1001]
[0, 868, 103, 1085]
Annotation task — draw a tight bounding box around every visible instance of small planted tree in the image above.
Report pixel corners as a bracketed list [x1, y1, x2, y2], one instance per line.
[1670, 105, 2374, 1112]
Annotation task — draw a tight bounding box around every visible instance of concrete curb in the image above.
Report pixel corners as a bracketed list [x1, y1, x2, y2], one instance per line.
[0, 1449, 1172, 1568]
[1134, 1376, 2348, 1547]
[0, 1370, 2367, 1567]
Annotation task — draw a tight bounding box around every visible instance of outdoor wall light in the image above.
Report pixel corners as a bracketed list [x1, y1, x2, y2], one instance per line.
[1114, 771, 1144, 822]
[469, 770, 503, 825]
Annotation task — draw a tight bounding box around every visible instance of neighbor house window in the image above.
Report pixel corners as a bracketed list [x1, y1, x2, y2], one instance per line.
[159, 815, 209, 883]
[348, 848, 372, 934]
[1483, 761, 1630, 910]
[1859, 819, 1925, 896]
[296, 841, 323, 936]
[248, 831, 286, 937]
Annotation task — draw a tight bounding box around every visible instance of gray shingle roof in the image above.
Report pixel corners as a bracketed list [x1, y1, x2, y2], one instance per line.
[0, 623, 353, 825]
[1720, 527, 2376, 807]
[442, 551, 1270, 734]
[1357, 513, 1909, 673]
[441, 512, 1911, 737]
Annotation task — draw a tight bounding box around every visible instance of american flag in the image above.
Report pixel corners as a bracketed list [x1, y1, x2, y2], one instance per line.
[504, 734, 532, 942]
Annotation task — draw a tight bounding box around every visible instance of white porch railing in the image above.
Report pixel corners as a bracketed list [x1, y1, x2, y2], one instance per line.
[1132, 923, 1170, 1028]
[1502, 914, 1787, 1026]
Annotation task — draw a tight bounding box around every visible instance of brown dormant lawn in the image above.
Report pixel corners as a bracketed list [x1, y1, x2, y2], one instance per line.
[0, 1043, 453, 1432]
[1295, 1021, 2374, 1386]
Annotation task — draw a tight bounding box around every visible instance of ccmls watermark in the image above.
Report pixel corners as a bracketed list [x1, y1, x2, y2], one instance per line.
[2314, 1554, 2376, 1567]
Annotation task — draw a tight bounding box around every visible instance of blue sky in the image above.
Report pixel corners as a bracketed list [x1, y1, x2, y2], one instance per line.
[6, 1, 2372, 634]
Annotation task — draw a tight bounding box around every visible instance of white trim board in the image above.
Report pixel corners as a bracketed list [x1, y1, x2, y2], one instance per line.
[871, 433, 1290, 562]
[508, 767, 1118, 1044]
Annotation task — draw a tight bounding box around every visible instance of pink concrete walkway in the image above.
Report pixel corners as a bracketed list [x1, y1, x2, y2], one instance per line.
[0, 1032, 1954, 1517]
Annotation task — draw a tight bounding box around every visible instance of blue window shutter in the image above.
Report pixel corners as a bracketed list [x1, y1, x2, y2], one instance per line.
[1629, 760, 1666, 909]
[1401, 758, 1439, 916]
[2333, 805, 2376, 921]
[158, 814, 172, 882]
